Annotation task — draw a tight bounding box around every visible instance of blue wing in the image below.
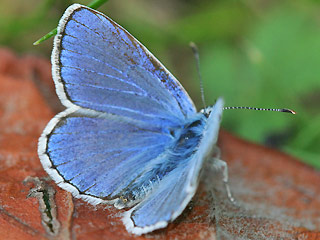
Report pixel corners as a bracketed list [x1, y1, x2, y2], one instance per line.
[39, 4, 196, 206]
[52, 4, 196, 128]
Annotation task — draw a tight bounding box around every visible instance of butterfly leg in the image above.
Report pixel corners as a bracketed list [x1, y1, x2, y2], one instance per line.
[211, 157, 236, 203]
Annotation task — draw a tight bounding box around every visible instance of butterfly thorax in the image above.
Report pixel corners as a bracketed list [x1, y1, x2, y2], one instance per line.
[116, 113, 208, 208]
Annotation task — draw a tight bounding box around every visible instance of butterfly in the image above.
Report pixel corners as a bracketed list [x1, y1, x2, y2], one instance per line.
[38, 4, 230, 235]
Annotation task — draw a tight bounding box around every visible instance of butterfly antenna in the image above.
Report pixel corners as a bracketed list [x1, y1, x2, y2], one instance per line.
[190, 42, 206, 108]
[223, 106, 296, 114]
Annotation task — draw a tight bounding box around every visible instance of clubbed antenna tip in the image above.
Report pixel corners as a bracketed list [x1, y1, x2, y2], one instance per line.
[281, 109, 296, 114]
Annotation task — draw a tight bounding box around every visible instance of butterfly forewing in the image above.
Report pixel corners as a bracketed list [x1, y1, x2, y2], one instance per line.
[52, 4, 196, 128]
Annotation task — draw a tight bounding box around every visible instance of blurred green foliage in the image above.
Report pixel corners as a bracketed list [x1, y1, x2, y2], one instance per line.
[1, 0, 319, 168]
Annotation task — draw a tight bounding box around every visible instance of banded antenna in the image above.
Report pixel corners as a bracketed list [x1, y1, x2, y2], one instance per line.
[223, 106, 296, 114]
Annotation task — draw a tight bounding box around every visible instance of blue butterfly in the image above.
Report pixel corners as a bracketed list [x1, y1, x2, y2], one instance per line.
[38, 4, 230, 235]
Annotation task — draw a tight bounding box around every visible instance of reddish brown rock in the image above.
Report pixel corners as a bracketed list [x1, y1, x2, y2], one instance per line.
[0, 48, 319, 239]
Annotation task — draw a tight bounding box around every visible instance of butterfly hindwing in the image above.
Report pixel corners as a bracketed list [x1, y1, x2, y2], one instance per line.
[39, 108, 175, 205]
